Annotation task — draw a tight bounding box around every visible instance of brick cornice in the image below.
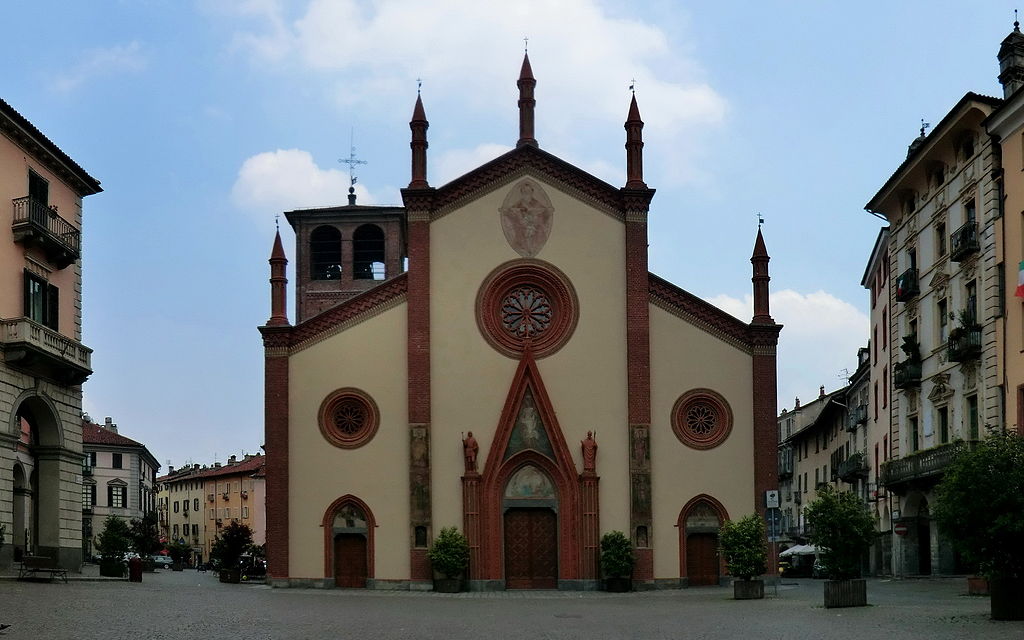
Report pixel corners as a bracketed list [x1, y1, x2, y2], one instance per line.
[431, 145, 628, 219]
[648, 273, 754, 351]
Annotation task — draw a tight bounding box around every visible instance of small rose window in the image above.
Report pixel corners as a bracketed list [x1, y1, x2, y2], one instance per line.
[318, 388, 379, 449]
[672, 389, 732, 450]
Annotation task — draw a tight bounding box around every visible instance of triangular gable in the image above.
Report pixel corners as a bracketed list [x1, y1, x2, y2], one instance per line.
[431, 144, 628, 220]
[648, 272, 754, 351]
[480, 352, 576, 480]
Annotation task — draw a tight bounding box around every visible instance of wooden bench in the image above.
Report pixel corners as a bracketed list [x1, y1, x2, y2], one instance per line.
[17, 555, 68, 583]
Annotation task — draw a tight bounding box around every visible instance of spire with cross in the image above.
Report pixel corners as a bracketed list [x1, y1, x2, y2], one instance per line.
[339, 128, 367, 205]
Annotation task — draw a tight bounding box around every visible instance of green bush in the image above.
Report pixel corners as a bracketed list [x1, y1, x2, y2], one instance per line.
[804, 486, 874, 580]
[211, 521, 253, 569]
[934, 433, 1024, 579]
[95, 515, 132, 561]
[427, 527, 470, 578]
[166, 540, 192, 565]
[719, 515, 767, 580]
[600, 531, 635, 578]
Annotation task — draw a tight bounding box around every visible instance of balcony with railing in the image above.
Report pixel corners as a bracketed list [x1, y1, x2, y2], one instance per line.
[838, 451, 869, 482]
[82, 464, 93, 477]
[846, 404, 868, 432]
[879, 440, 979, 490]
[950, 221, 979, 262]
[11, 196, 81, 269]
[893, 359, 922, 389]
[793, 491, 802, 504]
[947, 326, 981, 362]
[895, 268, 919, 302]
[0, 317, 92, 384]
[778, 446, 794, 479]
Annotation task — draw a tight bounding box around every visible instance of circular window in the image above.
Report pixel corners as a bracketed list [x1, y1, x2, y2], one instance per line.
[476, 260, 578, 358]
[671, 389, 732, 450]
[318, 388, 379, 449]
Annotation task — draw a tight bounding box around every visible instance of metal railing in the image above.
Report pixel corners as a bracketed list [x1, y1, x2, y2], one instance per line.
[838, 451, 869, 481]
[950, 221, 979, 262]
[947, 327, 982, 362]
[11, 196, 81, 256]
[895, 268, 919, 302]
[894, 360, 922, 388]
[879, 440, 979, 487]
[846, 404, 868, 431]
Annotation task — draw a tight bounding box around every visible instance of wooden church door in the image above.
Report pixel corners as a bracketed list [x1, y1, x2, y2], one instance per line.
[504, 508, 558, 589]
[686, 533, 719, 586]
[333, 533, 367, 588]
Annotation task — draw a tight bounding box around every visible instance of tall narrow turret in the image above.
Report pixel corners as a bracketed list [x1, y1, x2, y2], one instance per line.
[267, 229, 289, 326]
[517, 53, 537, 148]
[751, 227, 772, 324]
[999, 17, 1024, 98]
[624, 93, 646, 189]
[409, 94, 429, 188]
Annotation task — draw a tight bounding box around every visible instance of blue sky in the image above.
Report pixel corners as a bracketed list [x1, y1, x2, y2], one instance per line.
[3, 1, 1019, 469]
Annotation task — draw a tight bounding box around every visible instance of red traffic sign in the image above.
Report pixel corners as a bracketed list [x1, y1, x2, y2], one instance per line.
[893, 523, 909, 536]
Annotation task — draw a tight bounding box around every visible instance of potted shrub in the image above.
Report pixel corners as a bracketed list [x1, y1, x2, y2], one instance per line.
[130, 512, 162, 572]
[427, 527, 469, 593]
[719, 514, 767, 599]
[95, 515, 131, 578]
[167, 540, 192, 571]
[804, 486, 874, 608]
[600, 531, 635, 592]
[934, 432, 1024, 620]
[211, 521, 253, 584]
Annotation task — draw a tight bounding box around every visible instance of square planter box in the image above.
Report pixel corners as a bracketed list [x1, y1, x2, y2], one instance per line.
[733, 579, 764, 600]
[824, 579, 867, 608]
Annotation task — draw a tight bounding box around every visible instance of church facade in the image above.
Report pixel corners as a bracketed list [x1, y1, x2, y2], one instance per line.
[260, 56, 781, 590]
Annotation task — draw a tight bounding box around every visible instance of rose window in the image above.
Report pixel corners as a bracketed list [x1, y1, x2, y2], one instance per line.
[476, 261, 578, 359]
[318, 388, 379, 449]
[501, 286, 553, 338]
[672, 389, 732, 450]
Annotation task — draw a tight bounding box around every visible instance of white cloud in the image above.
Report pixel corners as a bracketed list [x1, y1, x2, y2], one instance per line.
[435, 143, 512, 185]
[212, 0, 726, 185]
[707, 290, 869, 411]
[52, 42, 147, 93]
[231, 149, 382, 222]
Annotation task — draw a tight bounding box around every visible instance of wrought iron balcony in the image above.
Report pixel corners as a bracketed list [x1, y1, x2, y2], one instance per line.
[950, 221, 979, 262]
[11, 196, 81, 269]
[793, 491, 802, 504]
[0, 317, 92, 384]
[81, 465, 93, 477]
[893, 359, 922, 389]
[895, 268, 919, 302]
[846, 404, 868, 432]
[879, 440, 979, 489]
[838, 452, 869, 482]
[778, 447, 794, 479]
[947, 327, 981, 362]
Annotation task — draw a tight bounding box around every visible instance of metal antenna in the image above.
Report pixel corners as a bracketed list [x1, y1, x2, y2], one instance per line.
[338, 127, 367, 190]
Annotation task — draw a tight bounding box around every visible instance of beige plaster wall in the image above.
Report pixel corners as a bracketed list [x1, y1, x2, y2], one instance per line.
[999, 119, 1024, 431]
[0, 133, 83, 336]
[648, 304, 754, 579]
[429, 174, 630, 535]
[288, 303, 409, 580]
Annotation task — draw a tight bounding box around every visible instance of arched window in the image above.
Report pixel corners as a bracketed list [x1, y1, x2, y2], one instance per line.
[310, 226, 342, 280]
[353, 224, 385, 280]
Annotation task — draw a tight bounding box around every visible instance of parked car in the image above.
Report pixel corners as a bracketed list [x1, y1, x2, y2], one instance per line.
[151, 555, 173, 568]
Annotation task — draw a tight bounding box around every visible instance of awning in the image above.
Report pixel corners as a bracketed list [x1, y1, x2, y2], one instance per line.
[780, 544, 817, 557]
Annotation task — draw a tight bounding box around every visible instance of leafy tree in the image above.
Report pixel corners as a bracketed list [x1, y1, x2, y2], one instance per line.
[804, 486, 874, 580]
[599, 530, 635, 578]
[166, 540, 192, 565]
[129, 512, 162, 556]
[210, 521, 253, 569]
[427, 527, 470, 578]
[95, 515, 132, 561]
[934, 432, 1024, 579]
[719, 515, 767, 580]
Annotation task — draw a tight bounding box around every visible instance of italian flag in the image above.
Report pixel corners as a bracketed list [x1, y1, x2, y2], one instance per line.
[1017, 261, 1024, 298]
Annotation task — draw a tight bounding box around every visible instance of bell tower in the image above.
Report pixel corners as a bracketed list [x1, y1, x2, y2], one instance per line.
[284, 192, 407, 323]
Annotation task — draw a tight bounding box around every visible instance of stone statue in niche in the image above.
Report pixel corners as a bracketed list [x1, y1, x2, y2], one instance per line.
[499, 178, 554, 258]
[411, 427, 428, 468]
[581, 431, 597, 472]
[635, 525, 649, 548]
[463, 431, 479, 472]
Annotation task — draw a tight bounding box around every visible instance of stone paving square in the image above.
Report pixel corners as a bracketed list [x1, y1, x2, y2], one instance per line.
[0, 571, 1016, 639]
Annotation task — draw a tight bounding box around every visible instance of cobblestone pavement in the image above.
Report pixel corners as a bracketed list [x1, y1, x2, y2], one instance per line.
[0, 570, 1016, 639]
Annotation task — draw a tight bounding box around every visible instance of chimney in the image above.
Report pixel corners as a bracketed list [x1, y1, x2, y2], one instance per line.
[214, 462, 221, 468]
[794, 397, 800, 410]
[168, 465, 175, 474]
[104, 417, 118, 433]
[193, 464, 200, 470]
[228, 455, 237, 465]
[819, 385, 826, 398]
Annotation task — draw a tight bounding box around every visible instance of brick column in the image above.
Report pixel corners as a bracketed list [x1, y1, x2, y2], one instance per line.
[260, 327, 291, 583]
[750, 330, 781, 573]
